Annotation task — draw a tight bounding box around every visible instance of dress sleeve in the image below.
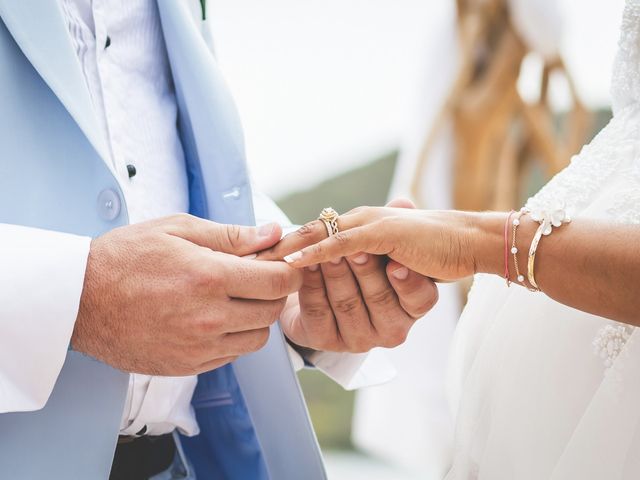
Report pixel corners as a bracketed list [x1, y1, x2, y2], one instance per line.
[0, 224, 91, 413]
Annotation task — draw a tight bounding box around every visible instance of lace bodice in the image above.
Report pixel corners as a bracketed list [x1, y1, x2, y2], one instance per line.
[525, 0, 640, 225]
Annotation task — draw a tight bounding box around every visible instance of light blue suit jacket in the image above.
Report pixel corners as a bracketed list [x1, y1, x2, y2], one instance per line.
[0, 1, 325, 478]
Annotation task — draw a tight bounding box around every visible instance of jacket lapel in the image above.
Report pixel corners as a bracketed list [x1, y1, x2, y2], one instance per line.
[158, 4, 326, 479]
[0, 0, 110, 163]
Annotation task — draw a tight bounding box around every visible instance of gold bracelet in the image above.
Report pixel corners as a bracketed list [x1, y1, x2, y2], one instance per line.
[526, 223, 545, 292]
[526, 203, 571, 291]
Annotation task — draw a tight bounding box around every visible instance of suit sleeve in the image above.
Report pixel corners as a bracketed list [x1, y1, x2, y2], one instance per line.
[0, 223, 91, 413]
[252, 189, 397, 389]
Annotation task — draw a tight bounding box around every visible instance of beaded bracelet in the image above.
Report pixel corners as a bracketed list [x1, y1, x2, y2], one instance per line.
[504, 210, 515, 287]
[510, 209, 527, 287]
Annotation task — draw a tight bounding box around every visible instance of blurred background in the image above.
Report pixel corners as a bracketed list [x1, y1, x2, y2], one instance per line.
[208, 0, 624, 478]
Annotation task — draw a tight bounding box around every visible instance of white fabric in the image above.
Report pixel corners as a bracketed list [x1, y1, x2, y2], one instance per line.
[0, 225, 90, 413]
[445, 1, 640, 478]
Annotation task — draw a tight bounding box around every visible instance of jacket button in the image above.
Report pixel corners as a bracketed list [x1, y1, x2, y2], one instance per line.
[97, 189, 121, 221]
[127, 164, 137, 178]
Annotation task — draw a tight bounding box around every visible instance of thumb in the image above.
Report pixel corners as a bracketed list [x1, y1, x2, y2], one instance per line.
[171, 216, 283, 256]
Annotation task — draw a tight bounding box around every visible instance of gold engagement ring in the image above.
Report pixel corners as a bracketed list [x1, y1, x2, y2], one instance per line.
[318, 207, 340, 237]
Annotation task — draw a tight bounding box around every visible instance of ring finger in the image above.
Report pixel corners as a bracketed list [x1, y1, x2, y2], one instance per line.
[257, 213, 363, 262]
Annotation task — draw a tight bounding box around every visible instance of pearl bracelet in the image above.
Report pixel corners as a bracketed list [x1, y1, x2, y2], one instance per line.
[510, 209, 529, 287]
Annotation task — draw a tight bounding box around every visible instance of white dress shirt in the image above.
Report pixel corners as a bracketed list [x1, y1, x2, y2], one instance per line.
[60, 0, 198, 437]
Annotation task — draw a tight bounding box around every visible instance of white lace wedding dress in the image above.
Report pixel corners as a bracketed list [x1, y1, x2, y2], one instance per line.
[444, 2, 640, 478]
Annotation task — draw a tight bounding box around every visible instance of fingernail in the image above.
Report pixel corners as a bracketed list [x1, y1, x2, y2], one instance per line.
[258, 223, 277, 237]
[351, 253, 368, 265]
[391, 267, 409, 280]
[242, 253, 257, 260]
[284, 251, 303, 263]
[330, 257, 342, 265]
[308, 263, 319, 272]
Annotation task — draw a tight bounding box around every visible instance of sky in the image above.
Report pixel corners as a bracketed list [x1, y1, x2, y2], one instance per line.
[209, 0, 625, 197]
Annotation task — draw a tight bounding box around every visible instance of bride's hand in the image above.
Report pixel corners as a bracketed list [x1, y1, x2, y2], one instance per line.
[276, 204, 480, 281]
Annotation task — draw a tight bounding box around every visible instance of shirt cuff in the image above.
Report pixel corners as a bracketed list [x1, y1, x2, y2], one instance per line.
[0, 224, 91, 413]
[119, 374, 199, 437]
[288, 345, 396, 391]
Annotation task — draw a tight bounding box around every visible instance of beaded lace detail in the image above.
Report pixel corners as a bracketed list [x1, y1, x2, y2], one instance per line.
[524, 108, 640, 218]
[593, 324, 633, 368]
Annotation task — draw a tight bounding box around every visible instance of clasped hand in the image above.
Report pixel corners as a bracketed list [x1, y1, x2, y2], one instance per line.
[258, 199, 438, 353]
[73, 200, 437, 377]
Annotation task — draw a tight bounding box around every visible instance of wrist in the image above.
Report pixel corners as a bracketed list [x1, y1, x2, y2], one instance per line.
[470, 210, 541, 285]
[469, 212, 510, 276]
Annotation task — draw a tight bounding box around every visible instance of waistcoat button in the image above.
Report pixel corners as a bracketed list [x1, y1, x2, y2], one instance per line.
[97, 189, 121, 221]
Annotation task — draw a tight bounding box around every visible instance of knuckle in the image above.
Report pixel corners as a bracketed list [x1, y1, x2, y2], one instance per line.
[333, 297, 363, 315]
[382, 326, 410, 348]
[225, 224, 242, 248]
[309, 242, 325, 257]
[191, 263, 224, 290]
[271, 270, 299, 297]
[347, 206, 366, 215]
[322, 265, 347, 280]
[170, 212, 193, 226]
[192, 315, 222, 336]
[300, 281, 326, 297]
[417, 285, 439, 315]
[269, 298, 286, 323]
[367, 287, 397, 308]
[333, 231, 351, 245]
[297, 221, 323, 239]
[404, 280, 438, 317]
[302, 302, 329, 320]
[172, 357, 199, 376]
[379, 216, 399, 230]
[251, 329, 270, 351]
[271, 271, 289, 297]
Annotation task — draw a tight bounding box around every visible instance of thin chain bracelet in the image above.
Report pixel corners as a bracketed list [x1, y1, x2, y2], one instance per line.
[510, 209, 539, 291]
[504, 210, 515, 287]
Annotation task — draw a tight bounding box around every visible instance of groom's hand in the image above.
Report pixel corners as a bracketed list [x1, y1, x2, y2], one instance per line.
[72, 214, 303, 376]
[257, 200, 438, 353]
